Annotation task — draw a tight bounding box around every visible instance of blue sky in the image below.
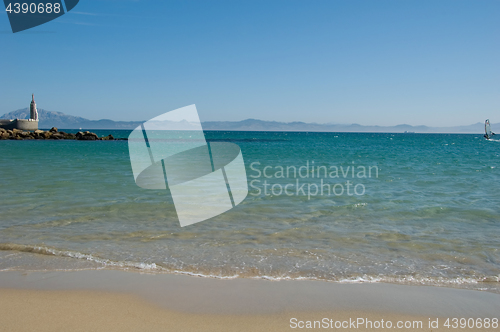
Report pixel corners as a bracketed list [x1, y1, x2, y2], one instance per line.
[1, 0, 499, 126]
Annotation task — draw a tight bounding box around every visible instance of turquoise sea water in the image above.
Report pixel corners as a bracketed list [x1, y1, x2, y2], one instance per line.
[0, 131, 499, 292]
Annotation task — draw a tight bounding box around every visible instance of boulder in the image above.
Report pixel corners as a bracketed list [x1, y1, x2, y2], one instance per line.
[51, 132, 64, 139]
[49, 127, 58, 133]
[76, 131, 98, 140]
[33, 130, 45, 139]
[100, 134, 114, 140]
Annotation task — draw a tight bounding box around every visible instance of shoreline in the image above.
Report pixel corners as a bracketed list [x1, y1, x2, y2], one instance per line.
[1, 270, 499, 331]
[1, 246, 499, 294]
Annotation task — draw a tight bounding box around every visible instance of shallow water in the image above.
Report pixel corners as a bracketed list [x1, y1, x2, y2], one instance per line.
[0, 131, 499, 292]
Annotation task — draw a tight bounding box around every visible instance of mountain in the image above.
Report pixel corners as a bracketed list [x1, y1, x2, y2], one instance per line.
[0, 108, 493, 133]
[1, 108, 144, 129]
[202, 119, 490, 134]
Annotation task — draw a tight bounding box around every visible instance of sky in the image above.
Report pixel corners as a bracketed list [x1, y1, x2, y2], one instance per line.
[0, 0, 499, 126]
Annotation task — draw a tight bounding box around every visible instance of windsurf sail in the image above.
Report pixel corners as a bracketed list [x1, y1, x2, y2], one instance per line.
[485, 119, 494, 139]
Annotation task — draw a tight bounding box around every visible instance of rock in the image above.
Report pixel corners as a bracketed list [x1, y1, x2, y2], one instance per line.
[76, 131, 98, 140]
[51, 132, 64, 139]
[49, 127, 58, 133]
[33, 130, 45, 139]
[100, 134, 114, 140]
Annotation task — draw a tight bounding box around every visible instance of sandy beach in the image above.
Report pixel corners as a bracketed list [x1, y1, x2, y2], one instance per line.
[1, 270, 499, 331]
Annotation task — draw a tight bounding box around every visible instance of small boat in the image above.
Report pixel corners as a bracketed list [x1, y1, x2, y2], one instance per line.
[484, 119, 495, 140]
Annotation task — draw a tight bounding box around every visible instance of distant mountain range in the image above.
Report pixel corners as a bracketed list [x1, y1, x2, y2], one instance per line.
[1, 108, 144, 130]
[0, 108, 492, 133]
[202, 119, 490, 134]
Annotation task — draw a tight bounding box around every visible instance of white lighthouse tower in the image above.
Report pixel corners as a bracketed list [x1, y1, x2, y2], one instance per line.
[30, 93, 38, 121]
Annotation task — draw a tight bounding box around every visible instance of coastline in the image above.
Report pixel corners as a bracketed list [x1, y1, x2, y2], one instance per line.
[1, 270, 499, 331]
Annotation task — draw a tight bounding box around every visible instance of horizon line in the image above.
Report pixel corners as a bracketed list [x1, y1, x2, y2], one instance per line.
[1, 107, 492, 129]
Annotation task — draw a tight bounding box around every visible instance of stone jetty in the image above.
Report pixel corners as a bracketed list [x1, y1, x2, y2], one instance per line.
[0, 127, 117, 141]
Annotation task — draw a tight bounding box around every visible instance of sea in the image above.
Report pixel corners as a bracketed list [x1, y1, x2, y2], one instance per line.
[0, 130, 499, 293]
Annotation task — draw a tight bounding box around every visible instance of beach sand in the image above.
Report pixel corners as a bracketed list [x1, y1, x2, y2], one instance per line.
[0, 270, 499, 331]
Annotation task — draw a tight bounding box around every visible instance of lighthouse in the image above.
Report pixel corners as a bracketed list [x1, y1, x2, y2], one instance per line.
[30, 94, 38, 121]
[0, 94, 39, 130]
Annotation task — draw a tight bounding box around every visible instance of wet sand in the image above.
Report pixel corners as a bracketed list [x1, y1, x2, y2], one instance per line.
[0, 270, 499, 331]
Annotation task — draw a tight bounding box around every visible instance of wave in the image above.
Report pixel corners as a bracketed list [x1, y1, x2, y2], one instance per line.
[0, 243, 160, 271]
[1, 243, 499, 293]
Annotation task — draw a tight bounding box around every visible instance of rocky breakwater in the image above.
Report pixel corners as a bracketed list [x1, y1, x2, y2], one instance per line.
[0, 127, 116, 140]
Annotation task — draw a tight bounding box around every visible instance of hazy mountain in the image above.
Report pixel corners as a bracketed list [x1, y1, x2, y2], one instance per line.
[0, 108, 493, 133]
[1, 108, 143, 129]
[202, 119, 490, 134]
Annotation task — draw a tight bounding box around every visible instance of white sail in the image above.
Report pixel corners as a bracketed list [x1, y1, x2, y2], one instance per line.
[485, 119, 492, 139]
